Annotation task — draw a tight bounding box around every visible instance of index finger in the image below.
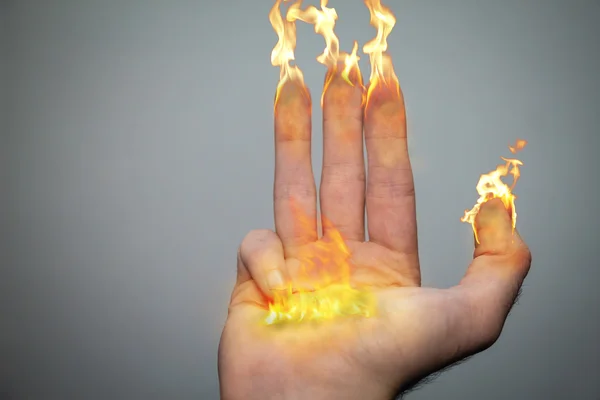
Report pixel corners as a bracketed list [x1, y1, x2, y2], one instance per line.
[273, 80, 318, 255]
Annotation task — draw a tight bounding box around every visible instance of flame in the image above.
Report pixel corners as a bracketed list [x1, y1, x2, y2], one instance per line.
[287, 0, 339, 67]
[286, 0, 363, 105]
[264, 207, 375, 325]
[270, 0, 306, 105]
[509, 139, 527, 154]
[363, 0, 399, 100]
[461, 140, 528, 243]
[266, 0, 389, 325]
[265, 284, 374, 325]
[342, 41, 361, 85]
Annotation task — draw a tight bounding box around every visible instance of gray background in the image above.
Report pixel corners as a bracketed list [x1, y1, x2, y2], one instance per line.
[1, 0, 599, 398]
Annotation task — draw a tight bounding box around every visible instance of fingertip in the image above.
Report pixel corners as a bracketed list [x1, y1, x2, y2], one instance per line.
[476, 198, 511, 231]
[275, 78, 311, 109]
[473, 199, 520, 257]
[322, 63, 364, 108]
[478, 197, 511, 219]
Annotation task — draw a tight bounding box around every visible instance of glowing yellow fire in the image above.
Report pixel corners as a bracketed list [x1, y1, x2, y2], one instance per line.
[342, 41, 361, 86]
[266, 284, 375, 325]
[264, 207, 375, 325]
[287, 0, 339, 67]
[269, 0, 306, 105]
[363, 0, 400, 101]
[461, 140, 528, 243]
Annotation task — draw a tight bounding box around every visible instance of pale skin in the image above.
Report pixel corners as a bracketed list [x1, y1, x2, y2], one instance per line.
[218, 62, 532, 399]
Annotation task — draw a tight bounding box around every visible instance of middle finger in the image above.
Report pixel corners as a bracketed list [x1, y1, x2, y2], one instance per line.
[320, 64, 366, 241]
[274, 80, 318, 255]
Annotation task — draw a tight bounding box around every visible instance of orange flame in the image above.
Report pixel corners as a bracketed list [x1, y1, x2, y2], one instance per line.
[509, 139, 527, 154]
[461, 140, 528, 243]
[265, 205, 375, 325]
[363, 0, 399, 100]
[287, 0, 339, 68]
[270, 0, 306, 105]
[286, 0, 363, 105]
[342, 41, 361, 85]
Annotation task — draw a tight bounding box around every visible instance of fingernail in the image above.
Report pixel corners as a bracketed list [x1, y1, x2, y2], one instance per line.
[267, 269, 286, 291]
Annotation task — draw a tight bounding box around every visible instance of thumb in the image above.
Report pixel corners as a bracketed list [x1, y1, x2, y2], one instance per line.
[473, 198, 518, 258]
[237, 229, 288, 298]
[459, 197, 531, 295]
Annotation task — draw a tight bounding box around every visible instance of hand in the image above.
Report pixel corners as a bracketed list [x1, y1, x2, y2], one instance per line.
[218, 63, 532, 400]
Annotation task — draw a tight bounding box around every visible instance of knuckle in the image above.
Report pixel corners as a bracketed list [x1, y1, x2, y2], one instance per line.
[474, 315, 503, 350]
[465, 292, 506, 350]
[367, 175, 415, 200]
[239, 229, 277, 263]
[274, 102, 311, 142]
[321, 164, 366, 184]
[518, 244, 532, 269]
[502, 241, 532, 276]
[274, 182, 316, 202]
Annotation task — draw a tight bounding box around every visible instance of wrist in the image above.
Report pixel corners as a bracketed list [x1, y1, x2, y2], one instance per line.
[220, 376, 397, 400]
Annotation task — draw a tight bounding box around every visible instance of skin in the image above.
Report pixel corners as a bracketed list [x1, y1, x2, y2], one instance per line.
[218, 62, 532, 400]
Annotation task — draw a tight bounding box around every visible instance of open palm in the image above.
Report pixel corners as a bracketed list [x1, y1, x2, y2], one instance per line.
[218, 68, 531, 400]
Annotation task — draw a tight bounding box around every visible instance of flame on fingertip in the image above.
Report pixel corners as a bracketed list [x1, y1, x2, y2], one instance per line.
[321, 40, 363, 107]
[287, 1, 363, 106]
[461, 140, 528, 243]
[270, 0, 306, 105]
[363, 0, 399, 101]
[287, 0, 339, 68]
[341, 41, 362, 86]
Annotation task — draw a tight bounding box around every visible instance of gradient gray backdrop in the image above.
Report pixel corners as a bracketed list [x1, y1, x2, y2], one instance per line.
[2, 0, 599, 399]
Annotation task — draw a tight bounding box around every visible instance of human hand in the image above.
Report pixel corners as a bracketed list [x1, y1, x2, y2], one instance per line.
[218, 61, 532, 400]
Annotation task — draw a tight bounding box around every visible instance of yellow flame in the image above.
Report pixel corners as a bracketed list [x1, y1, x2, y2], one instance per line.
[363, 0, 398, 99]
[265, 284, 374, 325]
[286, 0, 363, 106]
[265, 205, 375, 325]
[341, 41, 361, 86]
[287, 0, 339, 67]
[461, 140, 528, 243]
[270, 0, 306, 105]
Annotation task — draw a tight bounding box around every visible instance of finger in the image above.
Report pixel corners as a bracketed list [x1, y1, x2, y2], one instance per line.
[320, 64, 366, 241]
[456, 199, 532, 339]
[387, 204, 531, 388]
[237, 229, 288, 298]
[473, 198, 523, 257]
[461, 197, 531, 289]
[364, 55, 418, 256]
[274, 80, 318, 254]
